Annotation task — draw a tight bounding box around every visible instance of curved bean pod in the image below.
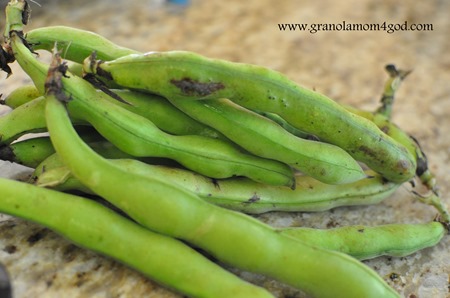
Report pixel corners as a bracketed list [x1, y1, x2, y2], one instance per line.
[279, 221, 446, 260]
[38, 51, 400, 298]
[26, 25, 138, 62]
[34, 157, 399, 214]
[0, 136, 56, 168]
[0, 178, 272, 298]
[111, 89, 225, 139]
[10, 34, 295, 187]
[170, 97, 365, 184]
[83, 51, 416, 183]
[0, 89, 224, 146]
[0, 84, 40, 109]
[0, 96, 48, 144]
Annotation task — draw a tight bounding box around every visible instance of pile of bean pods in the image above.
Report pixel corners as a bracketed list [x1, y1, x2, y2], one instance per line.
[0, 1, 448, 297]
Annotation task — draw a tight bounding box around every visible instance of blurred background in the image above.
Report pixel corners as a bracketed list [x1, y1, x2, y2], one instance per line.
[0, 0, 449, 297]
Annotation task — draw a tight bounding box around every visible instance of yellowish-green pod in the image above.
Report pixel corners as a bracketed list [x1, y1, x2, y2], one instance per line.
[1, 84, 40, 108]
[0, 136, 56, 168]
[280, 221, 447, 260]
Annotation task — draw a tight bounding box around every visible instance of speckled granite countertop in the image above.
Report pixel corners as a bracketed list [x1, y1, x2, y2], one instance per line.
[0, 0, 449, 297]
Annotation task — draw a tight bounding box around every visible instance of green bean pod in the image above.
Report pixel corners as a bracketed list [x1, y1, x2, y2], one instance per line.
[0, 96, 49, 144]
[83, 51, 416, 184]
[0, 88, 224, 147]
[9, 35, 296, 187]
[34, 156, 399, 214]
[111, 89, 225, 139]
[0, 136, 56, 168]
[170, 97, 365, 184]
[36, 51, 400, 298]
[0, 178, 273, 298]
[256, 110, 316, 139]
[0, 84, 40, 108]
[279, 221, 447, 260]
[26, 25, 139, 62]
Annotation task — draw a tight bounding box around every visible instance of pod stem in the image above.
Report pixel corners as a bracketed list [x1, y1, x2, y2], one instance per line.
[375, 64, 412, 119]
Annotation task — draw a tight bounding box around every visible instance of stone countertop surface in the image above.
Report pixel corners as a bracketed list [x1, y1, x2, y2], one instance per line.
[0, 0, 449, 297]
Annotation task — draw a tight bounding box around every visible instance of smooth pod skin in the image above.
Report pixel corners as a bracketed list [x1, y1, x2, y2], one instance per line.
[26, 25, 139, 62]
[170, 97, 365, 184]
[279, 221, 447, 260]
[111, 89, 225, 139]
[0, 136, 56, 168]
[43, 83, 400, 298]
[0, 96, 48, 144]
[83, 51, 416, 183]
[0, 84, 40, 108]
[34, 157, 400, 214]
[0, 89, 224, 146]
[0, 178, 273, 298]
[9, 35, 295, 187]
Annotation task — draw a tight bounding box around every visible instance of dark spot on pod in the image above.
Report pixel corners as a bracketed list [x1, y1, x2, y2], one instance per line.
[245, 194, 260, 204]
[358, 145, 379, 160]
[171, 78, 225, 97]
[396, 159, 411, 173]
[211, 178, 220, 189]
[380, 125, 390, 134]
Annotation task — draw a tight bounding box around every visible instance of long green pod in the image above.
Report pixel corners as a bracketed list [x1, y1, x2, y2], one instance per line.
[83, 51, 416, 183]
[0, 89, 224, 146]
[279, 221, 447, 260]
[0, 136, 56, 168]
[35, 157, 399, 214]
[0, 178, 273, 298]
[256, 110, 316, 139]
[0, 84, 40, 108]
[0, 96, 48, 144]
[170, 97, 365, 184]
[38, 55, 400, 298]
[111, 89, 225, 139]
[26, 25, 139, 62]
[10, 33, 295, 187]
